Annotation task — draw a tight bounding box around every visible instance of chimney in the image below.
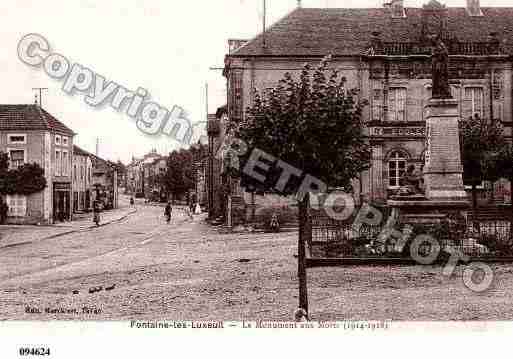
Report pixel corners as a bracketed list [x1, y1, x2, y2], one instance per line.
[466, 0, 482, 16]
[228, 39, 248, 54]
[386, 0, 406, 18]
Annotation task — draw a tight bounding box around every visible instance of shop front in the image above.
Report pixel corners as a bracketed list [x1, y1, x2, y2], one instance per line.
[53, 182, 71, 222]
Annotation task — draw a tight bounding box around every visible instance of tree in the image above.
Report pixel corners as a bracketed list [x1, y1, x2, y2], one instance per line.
[0, 152, 47, 223]
[497, 143, 513, 239]
[232, 57, 371, 315]
[459, 114, 504, 209]
[0, 152, 8, 223]
[162, 149, 195, 203]
[498, 144, 513, 196]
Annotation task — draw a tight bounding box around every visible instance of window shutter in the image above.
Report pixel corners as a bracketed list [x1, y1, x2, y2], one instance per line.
[18, 196, 26, 217]
[462, 87, 474, 120]
[388, 90, 396, 121]
[7, 196, 15, 216]
[372, 89, 382, 122]
[397, 88, 406, 121]
[229, 70, 243, 122]
[475, 88, 483, 117]
[493, 102, 503, 121]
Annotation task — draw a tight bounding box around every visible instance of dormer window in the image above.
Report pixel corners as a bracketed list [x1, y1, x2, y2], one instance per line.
[8, 134, 27, 144]
[55, 135, 61, 146]
[389, 0, 406, 18]
[466, 0, 483, 16]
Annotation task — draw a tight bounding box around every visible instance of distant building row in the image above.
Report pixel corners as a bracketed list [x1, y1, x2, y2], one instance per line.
[126, 149, 167, 201]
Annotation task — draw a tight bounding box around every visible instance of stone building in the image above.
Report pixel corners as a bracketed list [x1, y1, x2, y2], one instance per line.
[90, 154, 118, 210]
[223, 0, 513, 206]
[126, 150, 164, 200]
[126, 156, 142, 196]
[72, 145, 93, 213]
[0, 104, 75, 224]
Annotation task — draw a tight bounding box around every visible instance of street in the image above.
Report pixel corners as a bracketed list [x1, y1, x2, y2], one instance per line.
[1, 202, 513, 321]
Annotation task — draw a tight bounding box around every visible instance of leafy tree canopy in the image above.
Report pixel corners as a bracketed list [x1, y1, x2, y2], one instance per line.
[162, 148, 195, 199]
[459, 114, 505, 185]
[0, 152, 47, 196]
[232, 56, 371, 197]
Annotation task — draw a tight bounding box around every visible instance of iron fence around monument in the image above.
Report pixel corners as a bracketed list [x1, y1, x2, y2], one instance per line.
[309, 205, 513, 261]
[309, 205, 389, 258]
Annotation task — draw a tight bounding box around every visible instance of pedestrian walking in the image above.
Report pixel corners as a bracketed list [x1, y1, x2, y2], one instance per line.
[93, 200, 101, 226]
[164, 202, 172, 223]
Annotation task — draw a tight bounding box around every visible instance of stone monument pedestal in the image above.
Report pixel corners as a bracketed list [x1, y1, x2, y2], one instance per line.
[387, 97, 469, 226]
[423, 98, 468, 202]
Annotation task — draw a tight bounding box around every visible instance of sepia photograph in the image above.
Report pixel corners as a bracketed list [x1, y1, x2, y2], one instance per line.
[1, 0, 513, 357]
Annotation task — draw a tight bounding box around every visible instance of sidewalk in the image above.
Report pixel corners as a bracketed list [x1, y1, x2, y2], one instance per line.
[0, 206, 137, 249]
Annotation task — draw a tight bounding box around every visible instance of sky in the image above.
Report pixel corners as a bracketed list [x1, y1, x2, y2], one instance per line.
[1, 0, 511, 163]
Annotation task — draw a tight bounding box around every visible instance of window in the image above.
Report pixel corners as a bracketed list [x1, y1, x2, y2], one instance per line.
[387, 88, 407, 121]
[9, 149, 25, 169]
[5, 195, 27, 217]
[62, 150, 69, 176]
[62, 136, 68, 146]
[80, 165, 84, 180]
[388, 151, 407, 188]
[465, 87, 484, 118]
[372, 88, 383, 122]
[55, 135, 61, 146]
[8, 134, 26, 144]
[55, 150, 61, 176]
[73, 165, 77, 181]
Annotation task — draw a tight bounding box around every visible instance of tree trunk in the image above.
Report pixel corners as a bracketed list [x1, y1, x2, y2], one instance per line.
[297, 194, 310, 315]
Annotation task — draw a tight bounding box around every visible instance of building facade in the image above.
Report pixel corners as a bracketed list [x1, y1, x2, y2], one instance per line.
[0, 104, 75, 224]
[126, 150, 165, 200]
[72, 145, 93, 213]
[223, 0, 513, 206]
[90, 155, 118, 210]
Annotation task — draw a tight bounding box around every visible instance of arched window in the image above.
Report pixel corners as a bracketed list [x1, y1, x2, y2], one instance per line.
[388, 151, 407, 188]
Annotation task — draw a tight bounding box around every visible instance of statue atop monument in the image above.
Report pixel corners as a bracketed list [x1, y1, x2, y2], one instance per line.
[431, 36, 452, 99]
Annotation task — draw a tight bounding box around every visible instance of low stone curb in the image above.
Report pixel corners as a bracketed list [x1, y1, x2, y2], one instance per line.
[0, 208, 137, 249]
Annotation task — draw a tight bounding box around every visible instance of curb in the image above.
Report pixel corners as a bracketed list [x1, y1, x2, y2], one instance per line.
[0, 208, 137, 250]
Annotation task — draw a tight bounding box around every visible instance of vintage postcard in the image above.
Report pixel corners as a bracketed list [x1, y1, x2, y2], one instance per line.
[0, 0, 512, 357]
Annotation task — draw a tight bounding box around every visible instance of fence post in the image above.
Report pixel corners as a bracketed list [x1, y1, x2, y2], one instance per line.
[298, 194, 310, 315]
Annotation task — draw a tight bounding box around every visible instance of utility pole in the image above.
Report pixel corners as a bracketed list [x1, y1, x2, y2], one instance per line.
[32, 87, 48, 107]
[262, 0, 267, 48]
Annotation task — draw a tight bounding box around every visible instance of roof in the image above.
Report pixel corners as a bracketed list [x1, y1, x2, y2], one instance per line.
[0, 104, 75, 135]
[230, 7, 513, 57]
[73, 145, 92, 157]
[71, 145, 114, 172]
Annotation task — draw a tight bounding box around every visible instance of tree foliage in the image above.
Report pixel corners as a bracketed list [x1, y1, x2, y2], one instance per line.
[459, 115, 505, 207]
[0, 152, 47, 196]
[460, 115, 504, 183]
[0, 152, 8, 223]
[162, 149, 195, 201]
[497, 143, 513, 182]
[231, 56, 372, 315]
[0, 151, 47, 222]
[233, 56, 371, 196]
